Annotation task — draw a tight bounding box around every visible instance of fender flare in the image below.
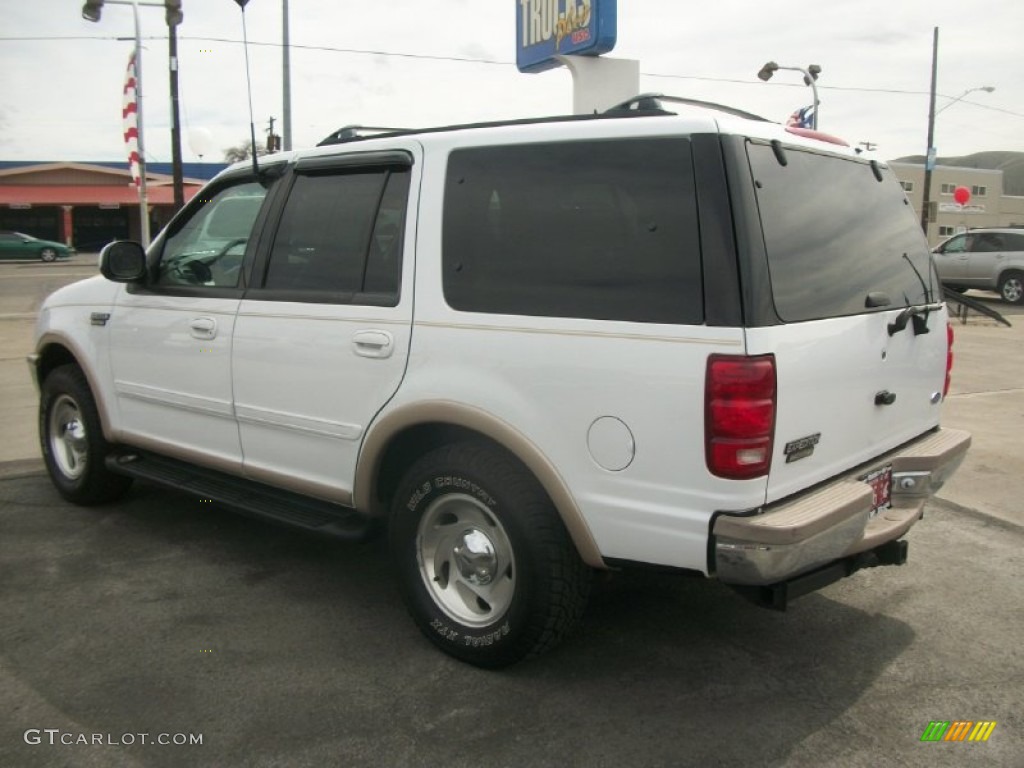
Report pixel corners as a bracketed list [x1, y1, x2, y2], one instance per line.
[356, 400, 606, 568]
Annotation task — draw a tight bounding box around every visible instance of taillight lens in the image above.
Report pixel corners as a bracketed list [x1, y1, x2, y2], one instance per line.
[944, 321, 954, 398]
[705, 354, 777, 479]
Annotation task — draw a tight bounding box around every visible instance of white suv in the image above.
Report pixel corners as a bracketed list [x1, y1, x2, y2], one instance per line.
[30, 96, 970, 667]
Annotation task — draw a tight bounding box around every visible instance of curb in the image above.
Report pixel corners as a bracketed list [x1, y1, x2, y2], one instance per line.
[930, 495, 1024, 534]
[0, 458, 45, 481]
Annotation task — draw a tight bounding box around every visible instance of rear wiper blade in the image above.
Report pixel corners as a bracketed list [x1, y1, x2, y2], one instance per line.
[888, 302, 944, 336]
[902, 252, 933, 303]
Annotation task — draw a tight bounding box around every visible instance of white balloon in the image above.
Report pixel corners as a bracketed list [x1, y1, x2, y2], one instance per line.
[187, 127, 214, 158]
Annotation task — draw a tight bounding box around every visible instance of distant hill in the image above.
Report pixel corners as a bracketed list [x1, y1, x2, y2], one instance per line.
[892, 151, 1024, 196]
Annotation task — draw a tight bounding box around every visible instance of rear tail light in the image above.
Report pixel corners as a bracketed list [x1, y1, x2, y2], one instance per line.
[944, 321, 954, 398]
[705, 354, 777, 479]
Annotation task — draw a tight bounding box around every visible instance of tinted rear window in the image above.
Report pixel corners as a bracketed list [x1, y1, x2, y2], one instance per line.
[748, 143, 934, 322]
[443, 138, 703, 324]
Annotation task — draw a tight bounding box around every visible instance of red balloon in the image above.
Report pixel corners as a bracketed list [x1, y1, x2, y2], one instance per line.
[954, 186, 971, 205]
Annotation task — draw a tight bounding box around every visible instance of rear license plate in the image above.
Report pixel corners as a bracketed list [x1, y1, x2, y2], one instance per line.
[861, 464, 892, 517]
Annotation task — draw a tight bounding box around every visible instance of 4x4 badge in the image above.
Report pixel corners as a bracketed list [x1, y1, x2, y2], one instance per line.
[784, 433, 821, 463]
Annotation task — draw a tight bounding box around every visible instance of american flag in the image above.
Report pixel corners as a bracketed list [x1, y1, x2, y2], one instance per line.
[122, 51, 141, 188]
[786, 104, 815, 129]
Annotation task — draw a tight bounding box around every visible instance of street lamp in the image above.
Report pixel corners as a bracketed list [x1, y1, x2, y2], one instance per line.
[81, 1, 186, 245]
[757, 61, 821, 129]
[935, 85, 995, 115]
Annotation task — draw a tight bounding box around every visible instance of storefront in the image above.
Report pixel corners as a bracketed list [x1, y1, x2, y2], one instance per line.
[0, 161, 221, 250]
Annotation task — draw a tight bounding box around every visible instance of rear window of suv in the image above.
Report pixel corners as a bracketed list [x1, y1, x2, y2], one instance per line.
[748, 142, 934, 322]
[442, 138, 703, 325]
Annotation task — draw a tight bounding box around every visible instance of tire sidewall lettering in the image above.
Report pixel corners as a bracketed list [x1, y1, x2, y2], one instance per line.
[428, 617, 512, 647]
[406, 476, 497, 512]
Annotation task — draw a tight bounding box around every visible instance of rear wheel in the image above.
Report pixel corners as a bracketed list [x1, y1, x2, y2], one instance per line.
[39, 247, 58, 262]
[998, 271, 1024, 304]
[389, 441, 591, 668]
[40, 365, 132, 504]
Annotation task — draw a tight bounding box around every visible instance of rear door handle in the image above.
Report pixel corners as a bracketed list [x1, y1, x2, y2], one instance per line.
[875, 390, 897, 406]
[352, 330, 394, 359]
[190, 317, 217, 339]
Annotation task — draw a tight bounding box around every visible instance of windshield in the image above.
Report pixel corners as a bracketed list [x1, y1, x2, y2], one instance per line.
[748, 142, 934, 322]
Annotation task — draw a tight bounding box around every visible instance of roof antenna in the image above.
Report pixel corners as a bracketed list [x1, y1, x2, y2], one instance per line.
[233, 0, 260, 176]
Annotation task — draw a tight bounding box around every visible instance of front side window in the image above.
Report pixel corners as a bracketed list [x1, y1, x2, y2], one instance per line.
[156, 180, 269, 288]
[748, 143, 934, 321]
[940, 234, 968, 253]
[442, 138, 703, 325]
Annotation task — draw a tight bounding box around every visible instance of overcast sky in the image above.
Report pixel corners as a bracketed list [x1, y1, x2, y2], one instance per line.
[2, 0, 1022, 167]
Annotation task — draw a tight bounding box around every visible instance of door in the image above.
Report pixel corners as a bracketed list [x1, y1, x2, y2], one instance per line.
[933, 233, 970, 282]
[108, 175, 277, 471]
[966, 231, 1007, 285]
[231, 148, 419, 503]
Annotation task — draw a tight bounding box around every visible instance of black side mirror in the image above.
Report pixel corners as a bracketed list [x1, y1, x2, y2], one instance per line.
[99, 241, 147, 283]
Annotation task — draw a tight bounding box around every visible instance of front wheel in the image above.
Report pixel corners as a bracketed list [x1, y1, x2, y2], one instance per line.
[998, 271, 1024, 305]
[389, 441, 591, 668]
[40, 247, 58, 262]
[39, 365, 132, 504]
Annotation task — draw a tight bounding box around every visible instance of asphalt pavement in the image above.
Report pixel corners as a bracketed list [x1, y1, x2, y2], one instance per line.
[0, 256, 1021, 767]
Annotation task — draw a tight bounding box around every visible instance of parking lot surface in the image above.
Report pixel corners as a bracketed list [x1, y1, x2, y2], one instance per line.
[1, 256, 1022, 767]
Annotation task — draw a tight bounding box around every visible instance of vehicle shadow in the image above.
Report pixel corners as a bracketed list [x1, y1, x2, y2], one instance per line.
[0, 477, 916, 768]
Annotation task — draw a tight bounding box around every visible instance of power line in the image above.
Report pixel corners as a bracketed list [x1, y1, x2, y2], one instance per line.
[3, 33, 1022, 119]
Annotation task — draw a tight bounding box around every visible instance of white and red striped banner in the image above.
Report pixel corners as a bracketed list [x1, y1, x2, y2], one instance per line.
[122, 51, 141, 188]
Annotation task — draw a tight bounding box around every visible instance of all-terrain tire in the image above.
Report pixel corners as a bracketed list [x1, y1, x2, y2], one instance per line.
[389, 441, 591, 668]
[39, 364, 133, 504]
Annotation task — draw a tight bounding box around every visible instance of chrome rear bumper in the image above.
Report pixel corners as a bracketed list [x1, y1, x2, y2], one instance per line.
[713, 427, 971, 586]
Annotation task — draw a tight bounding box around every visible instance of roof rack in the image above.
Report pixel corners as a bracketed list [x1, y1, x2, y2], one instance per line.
[318, 125, 415, 147]
[315, 94, 768, 148]
[604, 93, 770, 122]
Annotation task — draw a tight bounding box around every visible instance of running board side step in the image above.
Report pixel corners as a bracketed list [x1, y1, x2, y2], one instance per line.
[727, 539, 909, 611]
[106, 451, 373, 541]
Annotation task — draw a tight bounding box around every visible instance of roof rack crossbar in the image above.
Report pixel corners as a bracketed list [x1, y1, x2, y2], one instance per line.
[604, 93, 771, 122]
[318, 125, 416, 146]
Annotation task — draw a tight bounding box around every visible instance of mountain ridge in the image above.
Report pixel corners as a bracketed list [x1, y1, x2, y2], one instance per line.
[891, 151, 1024, 196]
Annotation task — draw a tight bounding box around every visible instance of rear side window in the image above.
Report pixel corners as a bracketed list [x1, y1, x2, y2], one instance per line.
[748, 143, 934, 322]
[443, 138, 703, 324]
[261, 168, 409, 303]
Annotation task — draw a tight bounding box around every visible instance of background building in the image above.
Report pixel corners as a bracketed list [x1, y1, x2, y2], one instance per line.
[0, 161, 226, 250]
[891, 153, 1024, 247]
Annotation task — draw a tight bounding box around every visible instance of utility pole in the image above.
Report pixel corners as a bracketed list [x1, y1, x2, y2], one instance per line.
[168, 16, 184, 212]
[920, 27, 939, 237]
[282, 0, 292, 150]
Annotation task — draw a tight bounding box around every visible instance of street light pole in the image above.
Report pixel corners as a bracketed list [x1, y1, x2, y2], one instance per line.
[920, 27, 939, 237]
[82, 1, 186, 241]
[757, 61, 821, 129]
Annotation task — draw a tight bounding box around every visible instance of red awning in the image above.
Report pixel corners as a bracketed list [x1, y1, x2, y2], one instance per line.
[0, 184, 201, 206]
